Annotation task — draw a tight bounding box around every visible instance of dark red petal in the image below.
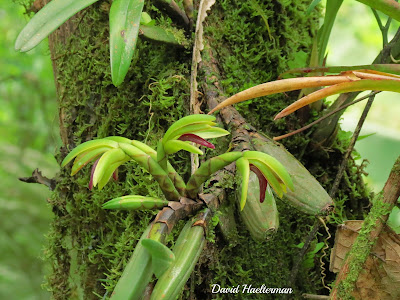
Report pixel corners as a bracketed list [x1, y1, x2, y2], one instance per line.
[178, 133, 215, 149]
[112, 168, 119, 181]
[250, 164, 268, 203]
[89, 158, 100, 190]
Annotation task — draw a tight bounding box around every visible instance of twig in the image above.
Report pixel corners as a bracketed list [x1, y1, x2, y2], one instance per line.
[288, 91, 378, 292]
[329, 92, 376, 198]
[287, 220, 321, 290]
[371, 8, 392, 47]
[273, 91, 380, 141]
[19, 168, 57, 191]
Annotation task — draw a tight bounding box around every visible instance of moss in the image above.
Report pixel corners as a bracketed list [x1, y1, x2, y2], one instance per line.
[46, 2, 192, 298]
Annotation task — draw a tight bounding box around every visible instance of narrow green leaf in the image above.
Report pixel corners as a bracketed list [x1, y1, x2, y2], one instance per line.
[163, 115, 216, 142]
[119, 142, 181, 201]
[243, 151, 294, 191]
[93, 148, 126, 187]
[102, 195, 169, 210]
[306, 0, 322, 14]
[169, 123, 215, 141]
[140, 25, 182, 45]
[163, 140, 203, 155]
[141, 239, 175, 278]
[62, 139, 118, 167]
[194, 127, 230, 139]
[97, 158, 129, 190]
[104, 136, 132, 144]
[109, 0, 145, 86]
[71, 146, 110, 175]
[15, 0, 100, 52]
[318, 0, 343, 64]
[150, 220, 205, 300]
[236, 157, 250, 210]
[356, 0, 400, 22]
[110, 225, 154, 300]
[357, 132, 376, 141]
[247, 159, 284, 198]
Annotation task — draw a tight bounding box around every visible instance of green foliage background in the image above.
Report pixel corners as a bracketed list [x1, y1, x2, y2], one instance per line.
[0, 2, 59, 299]
[0, 0, 399, 299]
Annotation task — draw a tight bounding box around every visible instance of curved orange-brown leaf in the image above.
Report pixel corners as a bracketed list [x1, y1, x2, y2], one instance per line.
[208, 75, 357, 114]
[351, 70, 400, 81]
[274, 79, 400, 120]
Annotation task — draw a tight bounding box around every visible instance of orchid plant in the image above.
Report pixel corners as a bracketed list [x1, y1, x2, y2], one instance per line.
[61, 114, 294, 299]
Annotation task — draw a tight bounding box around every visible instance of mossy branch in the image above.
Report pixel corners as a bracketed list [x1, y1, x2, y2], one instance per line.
[330, 155, 400, 300]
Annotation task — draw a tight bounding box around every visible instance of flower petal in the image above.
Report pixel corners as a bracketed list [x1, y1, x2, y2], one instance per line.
[89, 158, 100, 190]
[250, 164, 268, 203]
[178, 133, 215, 149]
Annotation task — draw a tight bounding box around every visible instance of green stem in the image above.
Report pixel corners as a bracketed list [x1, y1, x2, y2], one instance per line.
[156, 140, 169, 174]
[186, 152, 243, 198]
[132, 140, 186, 196]
[119, 143, 181, 201]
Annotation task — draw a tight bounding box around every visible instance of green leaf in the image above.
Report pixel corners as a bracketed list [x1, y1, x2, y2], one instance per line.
[102, 195, 169, 210]
[141, 239, 175, 278]
[357, 132, 376, 141]
[163, 115, 216, 142]
[195, 127, 230, 139]
[15, 0, 100, 52]
[92, 148, 126, 187]
[140, 12, 153, 25]
[140, 25, 182, 45]
[163, 140, 203, 155]
[356, 0, 400, 22]
[388, 206, 400, 234]
[306, 0, 322, 15]
[287, 51, 308, 70]
[109, 0, 145, 86]
[61, 139, 118, 167]
[236, 157, 250, 210]
[318, 0, 343, 64]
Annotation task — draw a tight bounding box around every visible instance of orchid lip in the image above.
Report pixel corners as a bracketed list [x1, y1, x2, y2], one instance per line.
[89, 158, 100, 190]
[178, 133, 215, 149]
[250, 164, 268, 203]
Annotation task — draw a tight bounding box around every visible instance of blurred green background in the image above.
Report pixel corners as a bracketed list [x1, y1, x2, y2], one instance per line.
[1, 1, 399, 299]
[1, 2, 59, 299]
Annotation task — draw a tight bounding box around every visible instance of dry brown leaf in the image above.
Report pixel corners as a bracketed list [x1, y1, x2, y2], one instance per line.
[330, 220, 400, 300]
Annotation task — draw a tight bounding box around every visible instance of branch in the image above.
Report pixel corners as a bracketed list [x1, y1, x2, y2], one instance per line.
[330, 155, 400, 299]
[19, 168, 57, 191]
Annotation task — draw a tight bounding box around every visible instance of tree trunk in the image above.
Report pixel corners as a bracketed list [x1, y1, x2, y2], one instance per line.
[42, 1, 370, 299]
